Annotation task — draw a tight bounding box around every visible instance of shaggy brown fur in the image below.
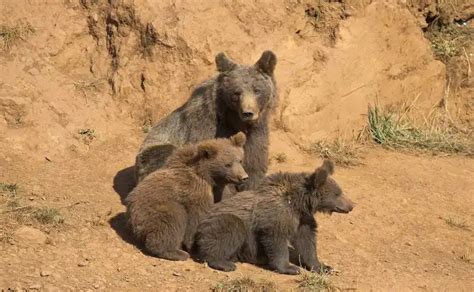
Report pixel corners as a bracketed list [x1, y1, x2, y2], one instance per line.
[193, 160, 354, 274]
[126, 132, 248, 261]
[135, 51, 278, 199]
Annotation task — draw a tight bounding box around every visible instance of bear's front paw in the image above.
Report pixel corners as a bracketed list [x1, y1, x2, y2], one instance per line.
[277, 264, 300, 275]
[207, 260, 236, 272]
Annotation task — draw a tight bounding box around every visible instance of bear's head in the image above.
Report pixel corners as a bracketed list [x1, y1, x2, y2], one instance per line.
[308, 160, 354, 214]
[195, 132, 248, 186]
[215, 51, 277, 126]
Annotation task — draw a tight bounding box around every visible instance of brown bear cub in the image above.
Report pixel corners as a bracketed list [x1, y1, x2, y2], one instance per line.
[126, 132, 248, 261]
[193, 160, 354, 274]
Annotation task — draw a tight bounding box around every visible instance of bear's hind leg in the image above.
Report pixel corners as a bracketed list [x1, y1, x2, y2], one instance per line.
[260, 232, 300, 275]
[194, 214, 246, 272]
[144, 202, 189, 261]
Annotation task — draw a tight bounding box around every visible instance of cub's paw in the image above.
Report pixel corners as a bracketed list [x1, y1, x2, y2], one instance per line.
[277, 264, 300, 275]
[161, 250, 190, 261]
[207, 260, 236, 272]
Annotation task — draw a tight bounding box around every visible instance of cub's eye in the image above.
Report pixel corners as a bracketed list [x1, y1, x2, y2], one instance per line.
[239, 160, 243, 164]
[225, 163, 232, 168]
[254, 88, 262, 95]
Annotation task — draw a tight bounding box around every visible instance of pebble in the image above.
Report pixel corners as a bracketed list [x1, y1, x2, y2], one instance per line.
[78, 261, 89, 267]
[29, 284, 41, 290]
[40, 270, 52, 277]
[172, 272, 182, 277]
[28, 68, 40, 76]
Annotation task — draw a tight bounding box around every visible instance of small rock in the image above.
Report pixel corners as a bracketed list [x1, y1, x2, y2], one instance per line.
[40, 270, 52, 277]
[28, 68, 40, 76]
[172, 272, 182, 277]
[29, 284, 41, 290]
[405, 242, 413, 246]
[78, 261, 89, 267]
[14, 226, 47, 245]
[91, 13, 99, 22]
[93, 283, 100, 289]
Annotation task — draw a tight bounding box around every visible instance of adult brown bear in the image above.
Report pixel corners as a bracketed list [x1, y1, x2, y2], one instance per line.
[135, 51, 278, 201]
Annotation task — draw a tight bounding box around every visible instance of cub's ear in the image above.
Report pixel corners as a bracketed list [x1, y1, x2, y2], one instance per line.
[197, 143, 218, 159]
[230, 132, 247, 147]
[321, 159, 334, 175]
[216, 52, 237, 72]
[255, 50, 277, 75]
[312, 160, 334, 188]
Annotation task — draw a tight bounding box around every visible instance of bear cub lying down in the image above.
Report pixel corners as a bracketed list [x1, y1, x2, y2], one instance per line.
[126, 132, 248, 261]
[193, 160, 354, 274]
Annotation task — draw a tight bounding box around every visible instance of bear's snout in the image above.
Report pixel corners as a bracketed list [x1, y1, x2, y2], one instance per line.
[240, 94, 259, 122]
[334, 196, 354, 214]
[239, 173, 249, 182]
[242, 111, 255, 120]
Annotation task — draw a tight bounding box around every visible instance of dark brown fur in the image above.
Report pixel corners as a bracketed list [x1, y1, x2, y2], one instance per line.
[135, 51, 278, 200]
[193, 160, 354, 274]
[126, 133, 247, 261]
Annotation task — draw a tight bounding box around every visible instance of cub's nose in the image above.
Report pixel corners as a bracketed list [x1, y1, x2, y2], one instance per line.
[345, 199, 355, 212]
[347, 204, 354, 212]
[239, 174, 249, 182]
[242, 112, 254, 119]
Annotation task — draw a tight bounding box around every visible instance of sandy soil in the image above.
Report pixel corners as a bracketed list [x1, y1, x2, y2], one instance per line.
[1, 0, 473, 291]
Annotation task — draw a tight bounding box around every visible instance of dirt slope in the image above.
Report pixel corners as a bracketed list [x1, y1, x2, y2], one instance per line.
[1, 0, 473, 291]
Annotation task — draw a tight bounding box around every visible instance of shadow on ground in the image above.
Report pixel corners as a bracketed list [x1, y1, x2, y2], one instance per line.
[113, 166, 135, 205]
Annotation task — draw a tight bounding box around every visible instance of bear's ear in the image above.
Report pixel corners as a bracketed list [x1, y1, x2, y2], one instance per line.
[216, 52, 237, 72]
[197, 143, 218, 159]
[312, 160, 334, 188]
[230, 132, 247, 147]
[255, 50, 277, 75]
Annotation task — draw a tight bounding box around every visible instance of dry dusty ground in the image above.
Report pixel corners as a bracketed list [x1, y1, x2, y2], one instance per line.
[1, 0, 473, 291]
[0, 133, 473, 291]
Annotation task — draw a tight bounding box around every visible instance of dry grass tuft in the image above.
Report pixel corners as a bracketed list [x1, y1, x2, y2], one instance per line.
[212, 277, 276, 292]
[0, 22, 35, 51]
[0, 183, 18, 195]
[32, 207, 64, 225]
[458, 254, 472, 264]
[426, 23, 472, 63]
[443, 217, 470, 231]
[78, 128, 96, 145]
[297, 271, 337, 292]
[305, 139, 362, 167]
[73, 79, 104, 92]
[272, 152, 288, 164]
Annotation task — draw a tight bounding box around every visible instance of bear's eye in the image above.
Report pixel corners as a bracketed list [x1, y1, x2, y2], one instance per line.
[225, 163, 232, 168]
[232, 91, 241, 102]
